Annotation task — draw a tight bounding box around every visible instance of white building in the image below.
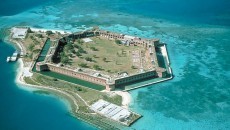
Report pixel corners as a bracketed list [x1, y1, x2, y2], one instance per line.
[12, 27, 28, 38]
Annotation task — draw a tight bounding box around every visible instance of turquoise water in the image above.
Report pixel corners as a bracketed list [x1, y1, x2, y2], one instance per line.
[0, 42, 96, 130]
[0, 0, 230, 130]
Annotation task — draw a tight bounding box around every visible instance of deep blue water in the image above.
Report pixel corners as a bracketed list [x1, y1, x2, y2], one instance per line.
[0, 0, 48, 16]
[0, 0, 230, 130]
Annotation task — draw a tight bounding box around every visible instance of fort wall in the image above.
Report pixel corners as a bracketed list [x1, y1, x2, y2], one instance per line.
[36, 62, 49, 71]
[47, 63, 107, 85]
[115, 70, 156, 87]
[36, 29, 169, 91]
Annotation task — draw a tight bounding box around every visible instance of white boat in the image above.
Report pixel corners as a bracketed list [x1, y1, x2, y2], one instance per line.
[6, 57, 11, 62]
[6, 51, 19, 62]
[10, 56, 17, 61]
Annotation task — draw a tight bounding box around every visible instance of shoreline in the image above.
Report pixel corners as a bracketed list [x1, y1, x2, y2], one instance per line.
[15, 58, 73, 110]
[114, 91, 131, 109]
[9, 35, 80, 113]
[15, 58, 75, 111]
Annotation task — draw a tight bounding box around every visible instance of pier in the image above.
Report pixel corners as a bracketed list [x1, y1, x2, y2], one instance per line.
[6, 51, 20, 62]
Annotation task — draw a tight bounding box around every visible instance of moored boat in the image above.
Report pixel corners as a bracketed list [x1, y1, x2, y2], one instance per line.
[6, 57, 11, 62]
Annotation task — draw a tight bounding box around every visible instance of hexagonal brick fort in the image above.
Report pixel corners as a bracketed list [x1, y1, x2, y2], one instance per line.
[36, 28, 170, 91]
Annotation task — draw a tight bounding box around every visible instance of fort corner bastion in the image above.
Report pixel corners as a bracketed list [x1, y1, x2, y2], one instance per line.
[36, 28, 171, 91]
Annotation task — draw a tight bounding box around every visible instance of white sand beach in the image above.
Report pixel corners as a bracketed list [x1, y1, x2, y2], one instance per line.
[102, 90, 132, 108]
[114, 91, 131, 108]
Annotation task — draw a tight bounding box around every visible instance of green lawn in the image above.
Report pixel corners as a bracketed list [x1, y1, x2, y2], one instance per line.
[24, 73, 122, 106]
[71, 37, 145, 74]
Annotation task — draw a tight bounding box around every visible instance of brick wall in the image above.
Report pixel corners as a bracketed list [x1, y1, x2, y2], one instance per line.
[115, 70, 156, 86]
[46, 64, 107, 86]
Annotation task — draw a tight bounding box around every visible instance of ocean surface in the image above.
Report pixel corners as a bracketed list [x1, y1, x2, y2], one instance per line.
[0, 0, 230, 130]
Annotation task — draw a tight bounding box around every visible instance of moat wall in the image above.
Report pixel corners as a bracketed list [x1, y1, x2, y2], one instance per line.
[36, 63, 115, 90]
[115, 70, 157, 87]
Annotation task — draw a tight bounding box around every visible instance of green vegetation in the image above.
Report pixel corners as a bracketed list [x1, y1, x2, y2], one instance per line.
[131, 65, 137, 69]
[115, 39, 122, 45]
[27, 27, 33, 33]
[102, 95, 122, 106]
[28, 43, 35, 51]
[33, 48, 41, 53]
[23, 71, 135, 129]
[35, 34, 43, 38]
[78, 47, 86, 54]
[46, 30, 53, 36]
[20, 31, 47, 62]
[24, 73, 122, 108]
[76, 51, 82, 57]
[74, 43, 80, 48]
[69, 37, 144, 74]
[60, 42, 74, 65]
[24, 76, 40, 85]
[77, 38, 83, 44]
[93, 65, 101, 70]
[78, 63, 88, 68]
[85, 57, 92, 62]
[90, 46, 98, 51]
[61, 55, 69, 64]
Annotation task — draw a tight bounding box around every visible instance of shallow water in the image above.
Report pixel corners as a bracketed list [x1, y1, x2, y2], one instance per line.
[0, 0, 230, 129]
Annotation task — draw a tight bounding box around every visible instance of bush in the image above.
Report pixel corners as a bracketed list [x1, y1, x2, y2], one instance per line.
[36, 34, 43, 38]
[33, 49, 41, 54]
[27, 28, 33, 33]
[28, 43, 35, 52]
[69, 53, 73, 57]
[115, 39, 122, 44]
[53, 78, 58, 81]
[71, 49, 76, 54]
[30, 35, 34, 39]
[78, 48, 86, 54]
[90, 46, 98, 51]
[85, 57, 92, 62]
[61, 56, 69, 64]
[76, 52, 82, 57]
[77, 39, 83, 44]
[65, 42, 73, 52]
[78, 63, 87, 68]
[74, 44, 80, 48]
[46, 30, 53, 36]
[76, 87, 82, 91]
[131, 65, 136, 69]
[93, 65, 101, 70]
